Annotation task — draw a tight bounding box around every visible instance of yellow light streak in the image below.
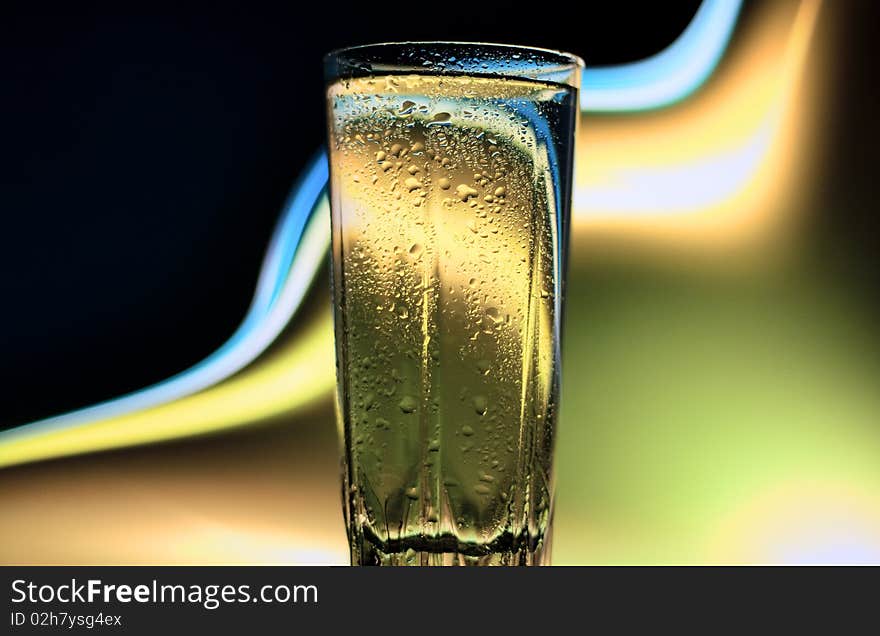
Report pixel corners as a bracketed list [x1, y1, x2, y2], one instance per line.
[574, 0, 824, 253]
[0, 311, 335, 469]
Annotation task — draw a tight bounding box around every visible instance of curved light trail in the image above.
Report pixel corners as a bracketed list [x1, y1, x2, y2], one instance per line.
[573, 0, 822, 247]
[0, 0, 753, 468]
[0, 156, 329, 445]
[581, 0, 742, 111]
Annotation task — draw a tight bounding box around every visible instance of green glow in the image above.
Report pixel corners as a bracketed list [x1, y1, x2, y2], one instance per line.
[554, 264, 880, 564]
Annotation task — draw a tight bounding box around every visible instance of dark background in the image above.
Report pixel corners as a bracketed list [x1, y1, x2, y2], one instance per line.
[0, 1, 875, 428]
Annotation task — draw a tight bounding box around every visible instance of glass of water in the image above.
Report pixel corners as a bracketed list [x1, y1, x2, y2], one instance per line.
[324, 42, 581, 565]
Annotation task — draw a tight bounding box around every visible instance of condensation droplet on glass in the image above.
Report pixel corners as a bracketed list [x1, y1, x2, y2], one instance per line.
[485, 307, 503, 323]
[472, 395, 488, 416]
[456, 184, 479, 201]
[398, 395, 417, 413]
[428, 112, 451, 126]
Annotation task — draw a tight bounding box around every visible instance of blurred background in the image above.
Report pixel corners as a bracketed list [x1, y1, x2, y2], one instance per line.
[2, 0, 879, 564]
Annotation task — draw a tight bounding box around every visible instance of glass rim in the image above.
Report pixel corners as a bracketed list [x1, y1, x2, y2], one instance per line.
[324, 41, 584, 88]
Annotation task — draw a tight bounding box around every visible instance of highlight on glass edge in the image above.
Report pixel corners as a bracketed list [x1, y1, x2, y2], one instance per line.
[324, 42, 582, 565]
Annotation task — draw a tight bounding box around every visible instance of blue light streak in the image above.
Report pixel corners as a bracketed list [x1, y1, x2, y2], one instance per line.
[0, 154, 330, 442]
[582, 0, 742, 111]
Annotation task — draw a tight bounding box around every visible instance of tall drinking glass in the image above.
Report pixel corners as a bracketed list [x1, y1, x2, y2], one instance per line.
[324, 42, 581, 565]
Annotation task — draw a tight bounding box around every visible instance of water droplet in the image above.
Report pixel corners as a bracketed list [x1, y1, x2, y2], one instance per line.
[375, 417, 390, 429]
[456, 184, 479, 201]
[494, 186, 506, 197]
[398, 100, 416, 115]
[409, 243, 423, 257]
[437, 177, 451, 190]
[428, 112, 451, 126]
[407, 165, 420, 175]
[398, 395, 417, 413]
[404, 176, 421, 191]
[405, 486, 419, 500]
[462, 424, 474, 436]
[363, 392, 376, 410]
[474, 484, 491, 495]
[472, 395, 488, 415]
[411, 142, 425, 153]
[376, 151, 386, 162]
[485, 307, 503, 323]
[428, 439, 440, 452]
[476, 359, 491, 374]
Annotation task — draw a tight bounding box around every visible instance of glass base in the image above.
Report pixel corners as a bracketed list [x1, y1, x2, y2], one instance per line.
[351, 530, 552, 566]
